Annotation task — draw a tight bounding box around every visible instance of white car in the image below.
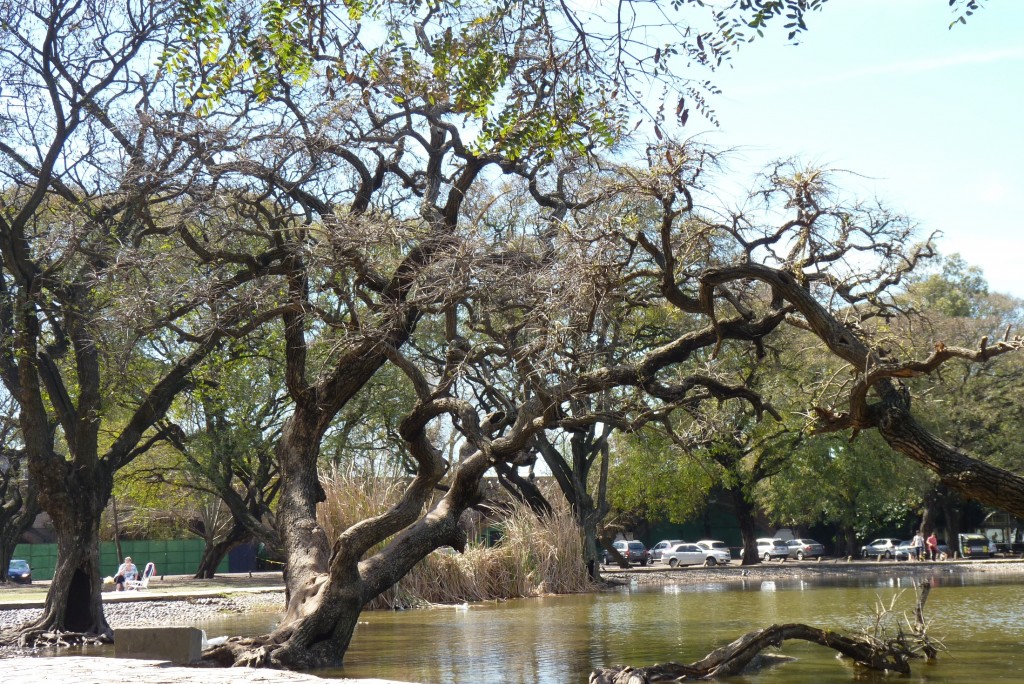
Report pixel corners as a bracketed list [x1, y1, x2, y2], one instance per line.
[756, 537, 790, 562]
[662, 543, 705, 567]
[695, 540, 732, 564]
[663, 542, 731, 567]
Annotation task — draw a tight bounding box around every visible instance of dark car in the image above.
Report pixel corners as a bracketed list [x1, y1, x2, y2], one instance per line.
[958, 533, 993, 558]
[7, 559, 31, 584]
[603, 540, 650, 566]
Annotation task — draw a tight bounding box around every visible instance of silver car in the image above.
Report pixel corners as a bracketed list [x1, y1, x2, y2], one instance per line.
[662, 543, 730, 567]
[860, 538, 901, 559]
[756, 537, 789, 562]
[650, 539, 684, 563]
[785, 538, 825, 560]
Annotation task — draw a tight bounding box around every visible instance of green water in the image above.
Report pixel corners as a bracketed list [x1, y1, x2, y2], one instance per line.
[196, 573, 1024, 683]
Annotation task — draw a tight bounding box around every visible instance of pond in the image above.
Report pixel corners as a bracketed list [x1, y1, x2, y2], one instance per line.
[117, 571, 1024, 682]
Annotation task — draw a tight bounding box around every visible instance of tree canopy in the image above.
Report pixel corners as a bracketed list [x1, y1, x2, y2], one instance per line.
[0, 0, 1018, 670]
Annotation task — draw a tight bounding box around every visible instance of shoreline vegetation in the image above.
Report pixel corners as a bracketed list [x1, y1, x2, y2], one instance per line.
[318, 476, 593, 609]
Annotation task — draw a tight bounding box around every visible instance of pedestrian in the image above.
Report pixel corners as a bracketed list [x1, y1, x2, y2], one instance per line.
[926, 532, 939, 561]
[911, 531, 925, 561]
[114, 555, 138, 591]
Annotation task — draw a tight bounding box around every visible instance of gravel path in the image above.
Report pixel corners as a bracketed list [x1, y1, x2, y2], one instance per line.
[0, 591, 285, 633]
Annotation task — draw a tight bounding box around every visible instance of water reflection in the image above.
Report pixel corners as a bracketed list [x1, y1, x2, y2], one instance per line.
[354, 573, 1024, 683]
[62, 572, 1024, 683]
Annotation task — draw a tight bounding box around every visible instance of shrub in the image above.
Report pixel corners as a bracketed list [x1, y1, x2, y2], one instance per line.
[317, 470, 591, 608]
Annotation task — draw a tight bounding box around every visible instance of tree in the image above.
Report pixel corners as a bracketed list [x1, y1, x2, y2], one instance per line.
[165, 0, 833, 129]
[0, 0, 288, 640]
[895, 255, 1024, 542]
[183, 0, 810, 668]
[139, 339, 290, 578]
[758, 434, 926, 556]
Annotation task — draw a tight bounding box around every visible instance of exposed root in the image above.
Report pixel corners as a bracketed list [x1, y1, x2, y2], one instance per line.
[15, 628, 110, 649]
[199, 636, 282, 668]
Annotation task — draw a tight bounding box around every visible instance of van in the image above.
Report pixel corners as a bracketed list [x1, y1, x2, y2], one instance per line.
[958, 533, 993, 558]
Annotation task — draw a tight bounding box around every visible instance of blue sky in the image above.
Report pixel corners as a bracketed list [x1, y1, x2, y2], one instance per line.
[699, 0, 1024, 298]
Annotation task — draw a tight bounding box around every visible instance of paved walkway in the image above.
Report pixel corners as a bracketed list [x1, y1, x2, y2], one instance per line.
[2, 656, 412, 684]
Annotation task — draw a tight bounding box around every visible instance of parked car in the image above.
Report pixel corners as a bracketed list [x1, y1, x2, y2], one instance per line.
[695, 540, 732, 564]
[662, 542, 729, 567]
[958, 533, 994, 558]
[914, 539, 951, 560]
[694, 541, 732, 566]
[7, 559, 31, 584]
[785, 538, 825, 560]
[861, 538, 901, 559]
[603, 540, 650, 566]
[649, 539, 684, 563]
[894, 540, 918, 560]
[756, 538, 789, 562]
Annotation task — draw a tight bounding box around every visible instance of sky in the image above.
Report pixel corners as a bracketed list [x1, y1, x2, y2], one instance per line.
[692, 0, 1024, 299]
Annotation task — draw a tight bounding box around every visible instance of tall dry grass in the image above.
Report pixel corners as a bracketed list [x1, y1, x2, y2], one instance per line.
[317, 470, 592, 609]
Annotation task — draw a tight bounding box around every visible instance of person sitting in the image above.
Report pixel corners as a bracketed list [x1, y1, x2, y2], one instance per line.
[114, 556, 138, 591]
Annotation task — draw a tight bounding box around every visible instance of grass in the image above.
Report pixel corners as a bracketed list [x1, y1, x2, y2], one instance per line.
[317, 471, 592, 608]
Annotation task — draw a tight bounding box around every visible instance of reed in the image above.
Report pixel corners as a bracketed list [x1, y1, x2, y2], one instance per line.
[317, 470, 592, 608]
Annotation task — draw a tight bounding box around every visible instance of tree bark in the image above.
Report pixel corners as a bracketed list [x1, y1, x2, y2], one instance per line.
[843, 526, 858, 558]
[872, 389, 1024, 518]
[591, 622, 918, 683]
[194, 523, 250, 579]
[703, 263, 1024, 518]
[18, 483, 110, 641]
[0, 452, 37, 583]
[730, 487, 760, 566]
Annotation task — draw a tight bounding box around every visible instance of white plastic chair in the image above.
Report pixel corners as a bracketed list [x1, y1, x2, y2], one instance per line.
[124, 561, 156, 590]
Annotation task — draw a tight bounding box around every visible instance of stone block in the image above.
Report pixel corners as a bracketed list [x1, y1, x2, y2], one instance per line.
[114, 627, 204, 663]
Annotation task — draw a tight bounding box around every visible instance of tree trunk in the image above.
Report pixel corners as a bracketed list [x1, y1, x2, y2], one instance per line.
[919, 492, 940, 541]
[593, 580, 938, 682]
[202, 418, 491, 670]
[843, 526, 858, 558]
[0, 470, 37, 584]
[730, 488, 760, 566]
[874, 392, 1024, 519]
[19, 500, 109, 641]
[194, 523, 250, 579]
[493, 460, 553, 517]
[111, 494, 123, 565]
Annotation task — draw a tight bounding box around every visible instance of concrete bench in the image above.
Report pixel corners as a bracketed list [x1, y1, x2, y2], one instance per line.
[114, 626, 204, 663]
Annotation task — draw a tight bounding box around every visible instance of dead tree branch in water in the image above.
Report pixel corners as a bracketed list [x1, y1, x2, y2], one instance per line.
[591, 582, 942, 682]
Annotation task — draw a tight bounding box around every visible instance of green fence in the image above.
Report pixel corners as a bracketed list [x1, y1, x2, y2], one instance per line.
[12, 539, 228, 581]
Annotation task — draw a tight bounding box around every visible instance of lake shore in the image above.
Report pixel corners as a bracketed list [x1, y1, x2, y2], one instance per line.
[602, 556, 1024, 588]
[2, 558, 1022, 663]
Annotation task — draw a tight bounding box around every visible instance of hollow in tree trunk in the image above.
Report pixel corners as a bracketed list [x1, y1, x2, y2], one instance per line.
[19, 501, 109, 643]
